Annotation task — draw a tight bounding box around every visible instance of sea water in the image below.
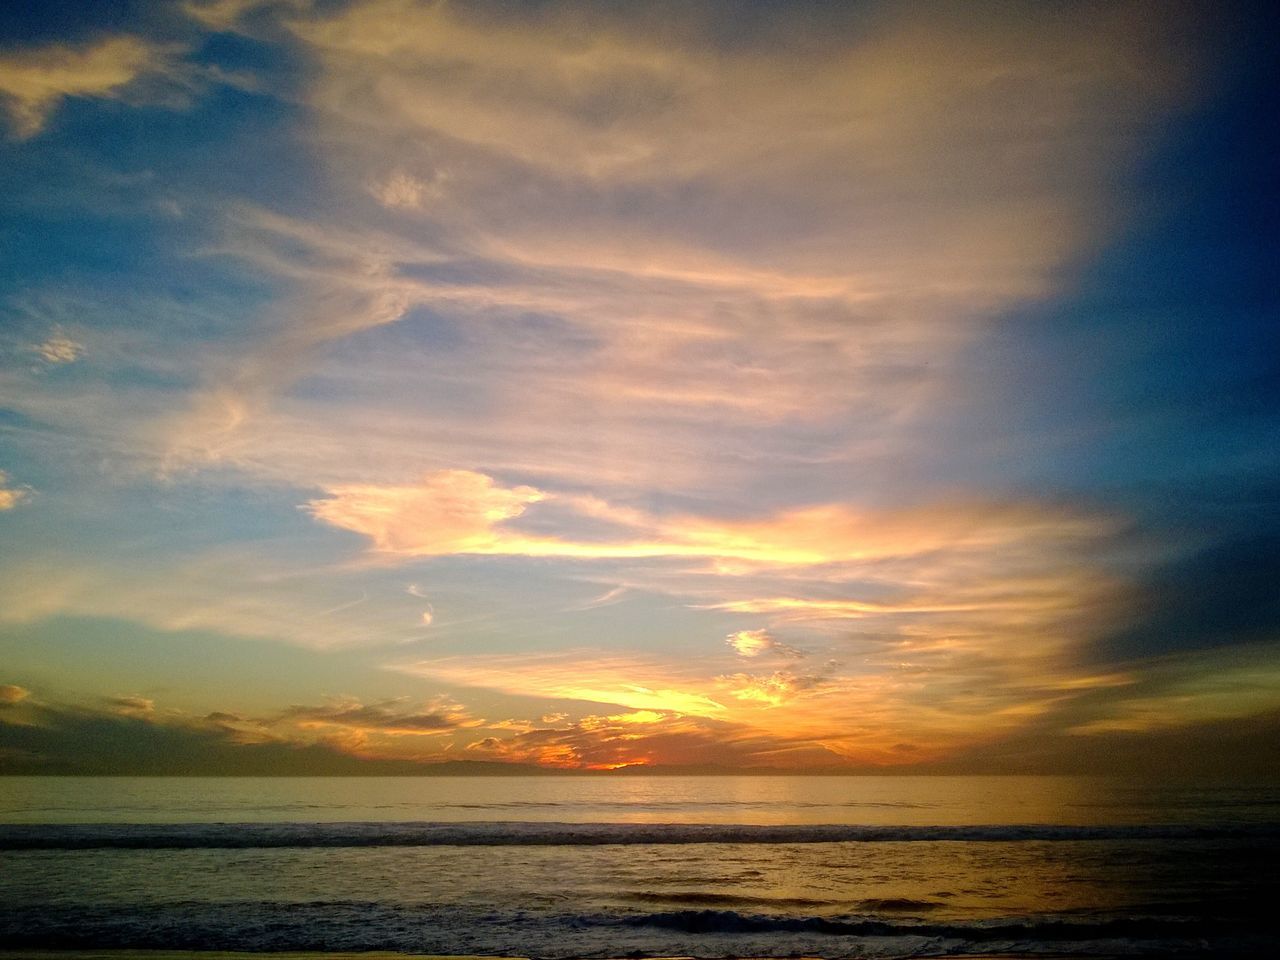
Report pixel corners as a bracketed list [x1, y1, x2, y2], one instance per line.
[1, 775, 1277, 957]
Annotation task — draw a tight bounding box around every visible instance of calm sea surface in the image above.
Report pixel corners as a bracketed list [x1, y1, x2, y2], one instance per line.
[1, 775, 1277, 958]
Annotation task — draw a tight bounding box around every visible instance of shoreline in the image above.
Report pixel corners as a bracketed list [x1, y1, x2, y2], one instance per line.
[0, 952, 1104, 960]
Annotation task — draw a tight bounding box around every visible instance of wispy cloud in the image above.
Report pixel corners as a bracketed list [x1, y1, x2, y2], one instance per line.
[0, 545, 442, 650]
[3, 0, 1266, 775]
[725, 628, 802, 660]
[183, 0, 292, 31]
[391, 632, 1139, 766]
[32, 331, 84, 365]
[305, 468, 1113, 568]
[307, 469, 546, 555]
[156, 0, 1194, 491]
[397, 651, 729, 718]
[720, 670, 830, 708]
[0, 36, 188, 138]
[725, 628, 774, 658]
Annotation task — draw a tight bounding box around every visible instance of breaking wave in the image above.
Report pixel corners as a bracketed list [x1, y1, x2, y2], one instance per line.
[0, 901, 1266, 957]
[2, 819, 1276, 849]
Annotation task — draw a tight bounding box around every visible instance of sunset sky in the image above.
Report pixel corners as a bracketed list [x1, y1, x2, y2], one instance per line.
[1, 0, 1276, 775]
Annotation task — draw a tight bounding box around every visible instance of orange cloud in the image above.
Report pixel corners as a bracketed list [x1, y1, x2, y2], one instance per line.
[399, 651, 727, 717]
[725, 628, 803, 659]
[463, 708, 846, 770]
[307, 470, 1140, 763]
[306, 469, 1113, 571]
[0, 472, 26, 511]
[391, 646, 1014, 767]
[726, 628, 773, 657]
[709, 597, 986, 619]
[196, 693, 482, 762]
[307, 469, 544, 554]
[0, 684, 31, 705]
[719, 670, 829, 707]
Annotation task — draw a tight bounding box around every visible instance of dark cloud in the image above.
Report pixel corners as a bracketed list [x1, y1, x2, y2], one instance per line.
[0, 698, 385, 774]
[0, 692, 466, 775]
[1095, 534, 1280, 663]
[924, 707, 1280, 779]
[3, 680, 1276, 776]
[277, 697, 468, 732]
[104, 694, 155, 713]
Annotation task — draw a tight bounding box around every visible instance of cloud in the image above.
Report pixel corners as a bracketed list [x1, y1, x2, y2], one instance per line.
[1094, 534, 1280, 663]
[0, 686, 487, 773]
[724, 627, 803, 660]
[156, 0, 1196, 489]
[370, 170, 446, 209]
[397, 651, 728, 717]
[0, 684, 31, 705]
[0, 472, 27, 511]
[105, 695, 155, 714]
[307, 469, 1113, 569]
[720, 670, 829, 707]
[277, 695, 472, 735]
[923, 697, 1280, 779]
[3, 678, 1272, 776]
[462, 708, 846, 770]
[0, 36, 186, 138]
[3, 1, 1260, 776]
[571, 585, 629, 611]
[0, 689, 458, 774]
[184, 0, 311, 32]
[307, 469, 545, 555]
[33, 332, 84, 365]
[0, 683, 848, 773]
[391, 637, 1114, 767]
[726, 628, 773, 657]
[1061, 641, 1280, 738]
[297, 0, 1187, 202]
[709, 597, 999, 619]
[0, 541, 461, 651]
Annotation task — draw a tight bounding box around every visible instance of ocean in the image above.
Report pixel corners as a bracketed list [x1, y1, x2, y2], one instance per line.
[1, 775, 1277, 958]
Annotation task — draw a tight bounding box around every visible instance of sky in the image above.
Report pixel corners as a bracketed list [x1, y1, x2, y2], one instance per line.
[0, 0, 1277, 775]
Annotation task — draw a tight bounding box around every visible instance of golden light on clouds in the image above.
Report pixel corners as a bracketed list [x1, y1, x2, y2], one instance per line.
[2, 0, 1270, 778]
[307, 470, 546, 556]
[726, 629, 775, 658]
[399, 652, 728, 719]
[306, 469, 1114, 570]
[0, 472, 27, 512]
